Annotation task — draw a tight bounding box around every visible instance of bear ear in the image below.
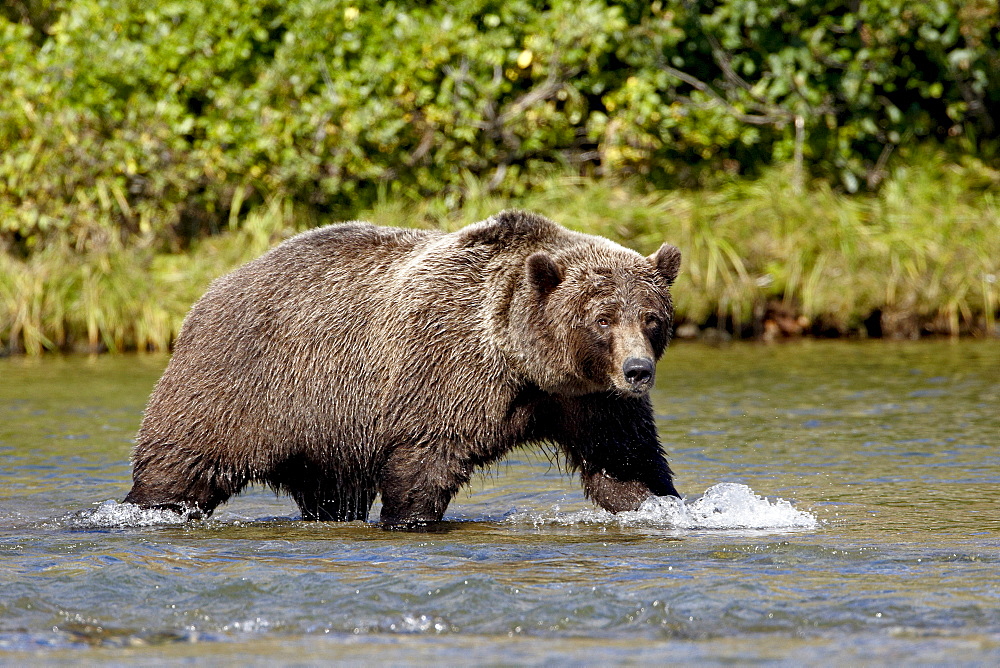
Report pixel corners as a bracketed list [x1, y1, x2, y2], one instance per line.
[526, 252, 563, 297]
[650, 243, 682, 286]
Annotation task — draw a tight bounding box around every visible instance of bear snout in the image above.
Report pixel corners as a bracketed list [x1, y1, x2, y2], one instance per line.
[622, 357, 655, 391]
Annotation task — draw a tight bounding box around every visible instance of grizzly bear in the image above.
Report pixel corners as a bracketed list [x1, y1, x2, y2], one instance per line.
[124, 210, 682, 526]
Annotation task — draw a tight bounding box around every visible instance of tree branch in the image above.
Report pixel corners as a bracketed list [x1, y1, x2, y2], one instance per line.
[660, 64, 789, 126]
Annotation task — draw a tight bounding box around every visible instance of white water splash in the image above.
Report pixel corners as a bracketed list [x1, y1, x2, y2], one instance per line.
[71, 500, 194, 528]
[72, 484, 816, 531]
[509, 483, 817, 531]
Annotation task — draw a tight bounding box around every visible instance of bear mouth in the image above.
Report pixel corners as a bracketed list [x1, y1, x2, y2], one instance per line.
[615, 379, 653, 396]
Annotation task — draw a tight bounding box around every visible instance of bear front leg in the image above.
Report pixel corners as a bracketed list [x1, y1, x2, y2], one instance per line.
[578, 470, 668, 513]
[377, 443, 470, 528]
[554, 393, 679, 512]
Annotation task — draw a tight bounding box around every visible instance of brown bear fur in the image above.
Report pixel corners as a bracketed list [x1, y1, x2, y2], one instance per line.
[124, 210, 682, 526]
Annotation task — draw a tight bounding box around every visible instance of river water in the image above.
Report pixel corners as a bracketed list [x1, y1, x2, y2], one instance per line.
[1, 341, 998, 664]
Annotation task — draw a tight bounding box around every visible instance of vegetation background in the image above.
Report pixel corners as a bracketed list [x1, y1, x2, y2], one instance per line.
[1, 0, 998, 353]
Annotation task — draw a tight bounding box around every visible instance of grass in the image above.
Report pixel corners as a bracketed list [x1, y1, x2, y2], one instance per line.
[2, 153, 999, 354]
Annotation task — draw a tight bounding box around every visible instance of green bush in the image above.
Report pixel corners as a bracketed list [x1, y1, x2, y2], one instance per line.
[0, 0, 998, 252]
[3, 155, 998, 354]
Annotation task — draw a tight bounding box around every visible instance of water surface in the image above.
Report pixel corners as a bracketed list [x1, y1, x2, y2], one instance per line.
[1, 341, 998, 664]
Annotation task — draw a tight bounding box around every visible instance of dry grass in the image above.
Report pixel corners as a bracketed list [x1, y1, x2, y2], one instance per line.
[2, 154, 998, 353]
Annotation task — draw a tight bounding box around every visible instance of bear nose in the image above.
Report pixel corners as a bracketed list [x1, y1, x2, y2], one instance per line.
[623, 357, 655, 386]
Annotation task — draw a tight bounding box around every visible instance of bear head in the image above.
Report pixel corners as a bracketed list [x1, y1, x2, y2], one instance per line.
[523, 241, 682, 396]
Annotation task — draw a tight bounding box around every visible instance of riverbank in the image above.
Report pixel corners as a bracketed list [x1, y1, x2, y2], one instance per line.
[2, 157, 999, 354]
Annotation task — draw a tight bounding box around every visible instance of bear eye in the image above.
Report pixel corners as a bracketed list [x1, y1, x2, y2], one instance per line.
[596, 317, 611, 329]
[644, 314, 660, 328]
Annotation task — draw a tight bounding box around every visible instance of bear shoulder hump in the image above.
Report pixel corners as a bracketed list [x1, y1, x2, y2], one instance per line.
[457, 210, 562, 248]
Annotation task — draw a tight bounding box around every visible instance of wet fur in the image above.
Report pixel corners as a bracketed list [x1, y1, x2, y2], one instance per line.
[124, 210, 682, 525]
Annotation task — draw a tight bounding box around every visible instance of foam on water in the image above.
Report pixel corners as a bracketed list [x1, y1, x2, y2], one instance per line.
[508, 483, 818, 531]
[71, 500, 194, 528]
[70, 485, 816, 532]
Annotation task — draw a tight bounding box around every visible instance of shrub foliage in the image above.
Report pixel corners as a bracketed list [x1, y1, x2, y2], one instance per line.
[1, 0, 998, 251]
